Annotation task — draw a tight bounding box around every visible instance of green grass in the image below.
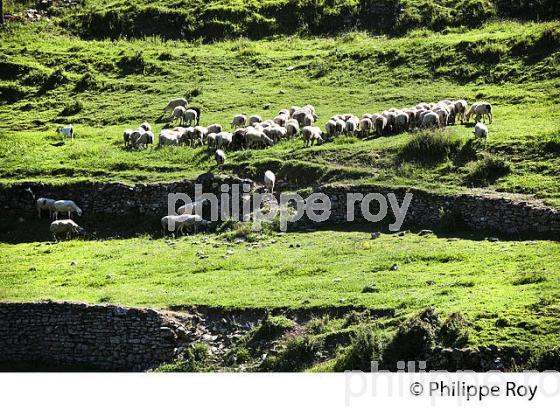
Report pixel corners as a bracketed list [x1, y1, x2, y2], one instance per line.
[1, 20, 560, 205]
[1, 230, 559, 350]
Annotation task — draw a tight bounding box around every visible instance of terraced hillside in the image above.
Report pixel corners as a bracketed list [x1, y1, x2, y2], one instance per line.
[0, 1, 559, 371]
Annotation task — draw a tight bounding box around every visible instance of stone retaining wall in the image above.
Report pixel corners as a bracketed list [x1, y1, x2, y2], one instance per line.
[0, 302, 189, 371]
[1, 178, 559, 236]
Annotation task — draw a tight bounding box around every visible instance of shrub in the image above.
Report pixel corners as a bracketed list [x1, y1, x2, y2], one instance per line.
[154, 343, 211, 372]
[0, 82, 27, 103]
[463, 154, 511, 187]
[399, 129, 463, 164]
[334, 325, 385, 371]
[382, 307, 440, 368]
[532, 347, 560, 371]
[246, 314, 295, 346]
[60, 100, 84, 116]
[262, 334, 321, 371]
[117, 52, 146, 74]
[40, 68, 67, 92]
[438, 312, 469, 348]
[455, 0, 496, 28]
[74, 72, 98, 91]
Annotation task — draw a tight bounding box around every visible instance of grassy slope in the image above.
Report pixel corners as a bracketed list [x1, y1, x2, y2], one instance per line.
[1, 230, 559, 349]
[0, 21, 559, 204]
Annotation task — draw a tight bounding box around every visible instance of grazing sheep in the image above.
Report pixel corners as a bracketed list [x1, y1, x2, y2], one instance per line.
[474, 122, 489, 144]
[207, 123, 223, 135]
[303, 112, 316, 127]
[359, 118, 373, 138]
[231, 114, 247, 129]
[286, 119, 300, 138]
[249, 115, 262, 126]
[178, 198, 210, 215]
[215, 149, 226, 168]
[245, 128, 274, 149]
[189, 106, 202, 125]
[171, 106, 187, 125]
[53, 200, 82, 220]
[292, 109, 314, 126]
[421, 112, 440, 128]
[373, 114, 387, 136]
[159, 130, 180, 147]
[123, 128, 134, 148]
[50, 219, 85, 241]
[232, 128, 247, 150]
[140, 122, 151, 132]
[453, 100, 468, 123]
[264, 170, 276, 194]
[163, 98, 188, 113]
[302, 126, 324, 147]
[131, 130, 154, 149]
[278, 109, 290, 117]
[466, 102, 493, 124]
[325, 119, 337, 140]
[207, 132, 217, 149]
[161, 215, 188, 236]
[216, 132, 233, 149]
[182, 214, 211, 235]
[192, 126, 206, 147]
[394, 111, 409, 133]
[266, 125, 287, 143]
[36, 197, 56, 219]
[183, 109, 198, 127]
[274, 114, 289, 127]
[345, 117, 359, 135]
[56, 125, 74, 142]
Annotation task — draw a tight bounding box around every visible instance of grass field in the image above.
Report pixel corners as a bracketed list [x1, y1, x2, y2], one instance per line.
[1, 21, 560, 204]
[1, 229, 559, 351]
[1, 4, 560, 370]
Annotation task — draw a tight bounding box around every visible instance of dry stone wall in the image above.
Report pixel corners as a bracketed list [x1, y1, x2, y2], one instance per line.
[0, 302, 189, 371]
[0, 178, 559, 236]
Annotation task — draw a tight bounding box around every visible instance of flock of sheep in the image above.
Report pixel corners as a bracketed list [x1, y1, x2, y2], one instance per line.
[35, 197, 84, 241]
[120, 97, 493, 168]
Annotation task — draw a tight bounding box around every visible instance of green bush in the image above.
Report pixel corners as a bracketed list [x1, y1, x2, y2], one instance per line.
[399, 129, 463, 164]
[246, 314, 296, 346]
[154, 343, 211, 372]
[60, 100, 84, 116]
[262, 334, 321, 371]
[39, 68, 67, 92]
[438, 312, 469, 348]
[0, 82, 27, 103]
[117, 52, 146, 74]
[74, 72, 98, 92]
[334, 325, 385, 371]
[463, 154, 511, 187]
[532, 347, 560, 371]
[382, 307, 440, 368]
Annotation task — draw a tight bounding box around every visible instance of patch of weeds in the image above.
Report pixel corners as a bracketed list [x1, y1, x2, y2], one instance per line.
[531, 347, 560, 371]
[438, 312, 469, 348]
[245, 314, 295, 347]
[334, 325, 385, 371]
[362, 284, 379, 294]
[117, 52, 146, 74]
[513, 274, 546, 286]
[74, 72, 98, 91]
[40, 69, 67, 93]
[399, 129, 463, 165]
[60, 100, 84, 116]
[463, 154, 511, 187]
[154, 343, 211, 372]
[261, 334, 322, 371]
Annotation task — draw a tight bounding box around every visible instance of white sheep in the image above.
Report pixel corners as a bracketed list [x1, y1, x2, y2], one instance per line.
[359, 118, 373, 138]
[302, 126, 324, 147]
[345, 117, 359, 135]
[245, 128, 273, 148]
[182, 214, 211, 235]
[264, 170, 276, 194]
[161, 215, 189, 236]
[286, 119, 300, 138]
[50, 219, 85, 241]
[231, 114, 247, 128]
[56, 125, 74, 142]
[215, 149, 226, 168]
[131, 130, 154, 149]
[274, 114, 288, 127]
[421, 112, 440, 128]
[177, 198, 210, 215]
[216, 132, 233, 149]
[394, 111, 409, 133]
[474, 122, 489, 144]
[207, 132, 217, 149]
[53, 200, 82, 220]
[171, 106, 187, 125]
[466, 102, 493, 124]
[140, 122, 151, 132]
[159, 130, 180, 147]
[183, 109, 198, 126]
[207, 123, 223, 134]
[163, 98, 188, 113]
[453, 100, 468, 123]
[373, 114, 387, 135]
[36, 197, 56, 219]
[325, 119, 337, 139]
